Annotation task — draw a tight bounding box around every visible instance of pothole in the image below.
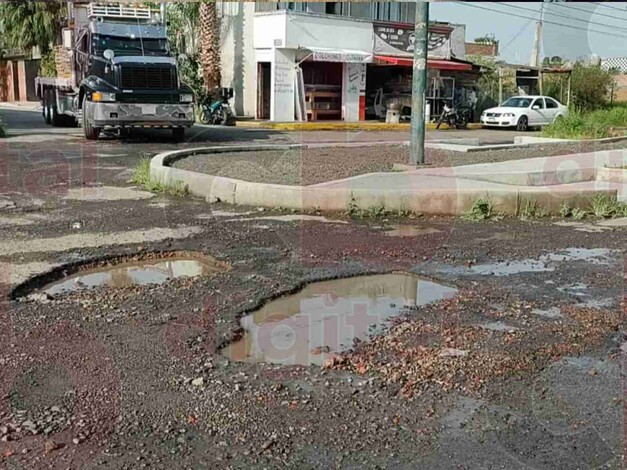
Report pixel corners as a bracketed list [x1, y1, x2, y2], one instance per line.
[16, 252, 228, 299]
[220, 273, 457, 366]
[384, 225, 442, 237]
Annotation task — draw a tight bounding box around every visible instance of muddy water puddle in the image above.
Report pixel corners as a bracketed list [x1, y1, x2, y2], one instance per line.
[43, 257, 224, 296]
[221, 273, 457, 366]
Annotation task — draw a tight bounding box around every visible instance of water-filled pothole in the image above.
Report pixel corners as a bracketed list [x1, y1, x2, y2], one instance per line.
[40, 254, 226, 296]
[221, 273, 457, 366]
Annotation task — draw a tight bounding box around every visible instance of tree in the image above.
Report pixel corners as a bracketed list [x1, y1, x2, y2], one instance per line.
[0, 1, 65, 54]
[199, 1, 221, 92]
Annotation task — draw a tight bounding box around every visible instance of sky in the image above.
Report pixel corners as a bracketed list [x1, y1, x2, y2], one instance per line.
[429, 2, 627, 64]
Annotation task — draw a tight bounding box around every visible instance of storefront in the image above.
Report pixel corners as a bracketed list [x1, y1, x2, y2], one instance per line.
[253, 10, 478, 122]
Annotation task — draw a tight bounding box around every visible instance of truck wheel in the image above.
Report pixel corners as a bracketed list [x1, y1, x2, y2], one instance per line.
[82, 99, 100, 141]
[50, 90, 64, 127]
[172, 127, 185, 142]
[43, 89, 52, 125]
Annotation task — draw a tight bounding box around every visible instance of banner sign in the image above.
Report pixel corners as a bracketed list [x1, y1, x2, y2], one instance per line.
[373, 23, 450, 59]
[312, 50, 373, 64]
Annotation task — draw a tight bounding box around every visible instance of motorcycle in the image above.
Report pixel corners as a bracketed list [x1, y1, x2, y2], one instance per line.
[436, 104, 473, 130]
[198, 87, 236, 126]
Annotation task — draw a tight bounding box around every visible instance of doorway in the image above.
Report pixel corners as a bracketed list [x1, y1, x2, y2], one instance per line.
[11, 61, 20, 101]
[257, 62, 271, 120]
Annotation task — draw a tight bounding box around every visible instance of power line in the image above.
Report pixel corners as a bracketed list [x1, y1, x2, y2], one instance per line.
[498, 2, 627, 34]
[499, 16, 537, 56]
[591, 2, 627, 13]
[454, 2, 627, 41]
[552, 1, 627, 22]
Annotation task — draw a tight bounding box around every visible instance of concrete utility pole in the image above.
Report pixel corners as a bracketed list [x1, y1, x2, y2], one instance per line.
[530, 2, 544, 67]
[410, 1, 429, 165]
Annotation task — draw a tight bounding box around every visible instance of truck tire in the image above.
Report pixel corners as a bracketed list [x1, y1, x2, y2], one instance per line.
[82, 99, 100, 141]
[172, 127, 185, 142]
[43, 89, 52, 125]
[50, 89, 64, 127]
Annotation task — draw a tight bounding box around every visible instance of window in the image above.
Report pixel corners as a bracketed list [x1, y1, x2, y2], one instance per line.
[349, 2, 374, 19]
[532, 98, 545, 109]
[545, 98, 559, 109]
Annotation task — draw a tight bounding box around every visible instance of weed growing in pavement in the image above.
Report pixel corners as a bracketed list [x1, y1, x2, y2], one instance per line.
[559, 201, 573, 218]
[132, 158, 189, 197]
[463, 198, 501, 221]
[589, 193, 627, 218]
[346, 194, 416, 219]
[572, 208, 587, 220]
[519, 200, 549, 220]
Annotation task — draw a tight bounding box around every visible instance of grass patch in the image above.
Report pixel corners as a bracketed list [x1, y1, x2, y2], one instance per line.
[519, 200, 549, 220]
[132, 157, 189, 197]
[542, 106, 627, 140]
[346, 194, 414, 219]
[588, 193, 627, 219]
[463, 198, 502, 221]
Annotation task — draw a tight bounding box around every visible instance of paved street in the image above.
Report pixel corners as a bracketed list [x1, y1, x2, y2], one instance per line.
[0, 105, 625, 468]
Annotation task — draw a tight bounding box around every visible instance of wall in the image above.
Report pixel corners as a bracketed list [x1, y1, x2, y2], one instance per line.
[271, 48, 296, 121]
[283, 12, 373, 52]
[219, 1, 257, 117]
[253, 12, 287, 49]
[450, 24, 467, 59]
[465, 42, 498, 57]
[342, 62, 366, 122]
[614, 75, 627, 102]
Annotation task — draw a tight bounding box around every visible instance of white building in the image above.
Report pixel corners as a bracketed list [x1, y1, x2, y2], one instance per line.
[218, 2, 477, 122]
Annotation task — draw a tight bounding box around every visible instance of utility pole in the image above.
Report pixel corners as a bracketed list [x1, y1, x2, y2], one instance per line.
[410, 1, 429, 166]
[530, 2, 544, 67]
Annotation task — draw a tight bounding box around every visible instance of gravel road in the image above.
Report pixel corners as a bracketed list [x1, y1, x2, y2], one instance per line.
[172, 140, 627, 185]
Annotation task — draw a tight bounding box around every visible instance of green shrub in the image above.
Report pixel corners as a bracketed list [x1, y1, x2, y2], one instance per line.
[463, 198, 500, 221]
[40, 50, 57, 78]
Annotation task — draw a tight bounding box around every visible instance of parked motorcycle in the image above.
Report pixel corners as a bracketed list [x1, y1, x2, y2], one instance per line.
[198, 87, 236, 126]
[436, 104, 473, 130]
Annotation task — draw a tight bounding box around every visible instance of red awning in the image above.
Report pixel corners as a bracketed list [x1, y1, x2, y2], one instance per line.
[374, 55, 473, 71]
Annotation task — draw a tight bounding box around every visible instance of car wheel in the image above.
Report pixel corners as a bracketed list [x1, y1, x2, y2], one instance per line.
[516, 116, 528, 132]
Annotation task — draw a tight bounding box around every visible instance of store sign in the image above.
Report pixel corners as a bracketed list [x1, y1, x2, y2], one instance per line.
[373, 23, 450, 59]
[312, 51, 373, 64]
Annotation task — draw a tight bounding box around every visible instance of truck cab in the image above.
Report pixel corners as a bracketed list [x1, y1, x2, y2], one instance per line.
[36, 2, 194, 141]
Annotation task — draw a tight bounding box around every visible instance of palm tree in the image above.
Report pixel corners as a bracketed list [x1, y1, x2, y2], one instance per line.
[0, 1, 65, 54]
[198, 1, 221, 91]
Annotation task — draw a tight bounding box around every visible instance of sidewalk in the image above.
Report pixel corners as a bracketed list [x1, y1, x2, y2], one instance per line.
[0, 101, 41, 112]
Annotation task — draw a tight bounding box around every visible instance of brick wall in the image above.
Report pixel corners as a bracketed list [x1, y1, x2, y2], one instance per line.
[465, 42, 498, 57]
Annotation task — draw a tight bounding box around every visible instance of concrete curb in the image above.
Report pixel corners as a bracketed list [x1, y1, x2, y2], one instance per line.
[235, 121, 484, 132]
[596, 166, 627, 183]
[150, 144, 617, 216]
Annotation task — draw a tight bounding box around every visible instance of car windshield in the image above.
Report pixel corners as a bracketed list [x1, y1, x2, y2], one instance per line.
[92, 34, 168, 57]
[501, 97, 533, 108]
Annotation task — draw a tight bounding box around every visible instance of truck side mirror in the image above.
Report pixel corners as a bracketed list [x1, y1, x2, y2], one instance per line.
[62, 28, 73, 49]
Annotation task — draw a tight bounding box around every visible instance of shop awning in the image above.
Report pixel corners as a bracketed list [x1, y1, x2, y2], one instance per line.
[374, 55, 473, 71]
[302, 46, 373, 64]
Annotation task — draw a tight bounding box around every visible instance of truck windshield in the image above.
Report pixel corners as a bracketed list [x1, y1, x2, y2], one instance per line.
[93, 34, 168, 56]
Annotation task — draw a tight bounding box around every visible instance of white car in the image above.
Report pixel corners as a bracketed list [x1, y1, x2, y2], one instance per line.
[480, 95, 568, 131]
